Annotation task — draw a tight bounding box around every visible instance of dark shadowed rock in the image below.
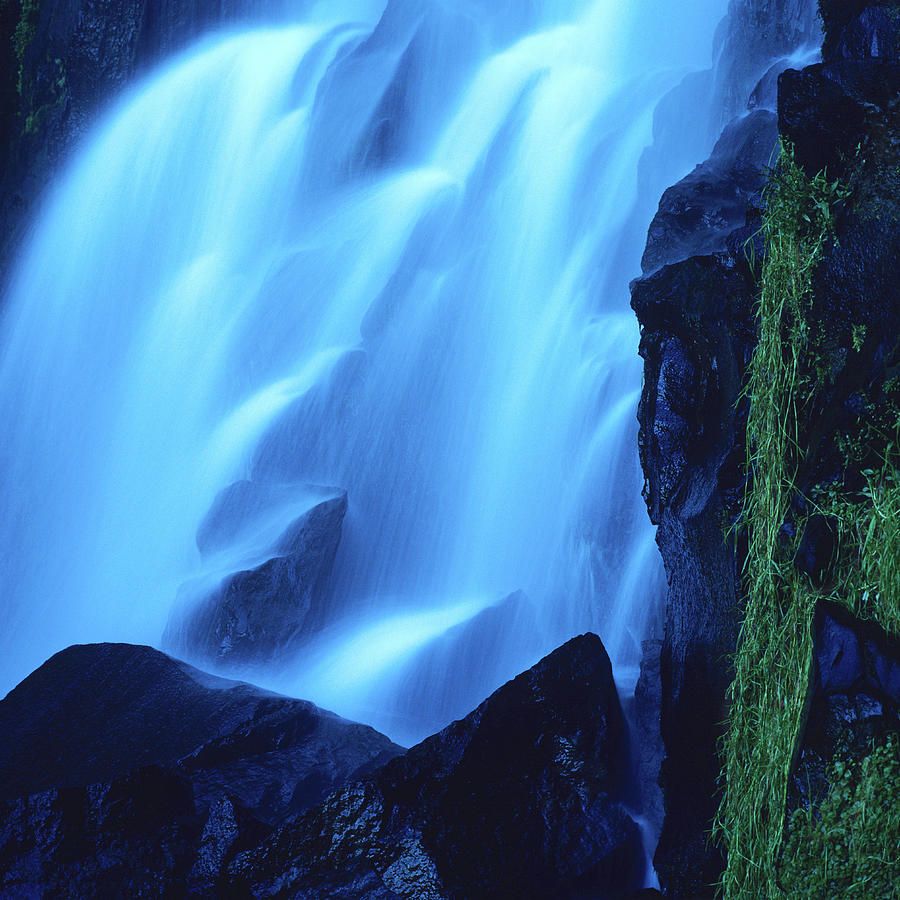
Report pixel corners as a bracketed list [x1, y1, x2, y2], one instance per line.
[632, 0, 900, 893]
[0, 643, 400, 817]
[0, 642, 401, 897]
[641, 108, 777, 275]
[229, 634, 644, 899]
[788, 602, 900, 815]
[185, 484, 348, 664]
[629, 1, 825, 893]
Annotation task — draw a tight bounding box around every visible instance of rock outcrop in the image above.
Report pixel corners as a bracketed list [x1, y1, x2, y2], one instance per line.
[228, 634, 643, 900]
[632, 0, 900, 893]
[0, 642, 401, 897]
[789, 601, 900, 815]
[183, 483, 348, 665]
[0, 635, 643, 898]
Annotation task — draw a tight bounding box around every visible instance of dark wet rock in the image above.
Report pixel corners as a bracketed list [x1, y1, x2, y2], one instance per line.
[779, 59, 900, 176]
[633, 639, 665, 840]
[229, 634, 644, 900]
[185, 486, 348, 664]
[820, 0, 900, 60]
[641, 108, 776, 274]
[0, 643, 401, 816]
[788, 602, 900, 815]
[632, 205, 756, 900]
[0, 642, 401, 897]
[710, 0, 822, 125]
[629, 1, 830, 894]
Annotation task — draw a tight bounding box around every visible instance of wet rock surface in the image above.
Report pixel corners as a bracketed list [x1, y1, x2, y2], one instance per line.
[185, 485, 348, 665]
[0, 635, 642, 899]
[228, 634, 643, 900]
[788, 602, 900, 814]
[0, 642, 401, 897]
[0, 642, 401, 813]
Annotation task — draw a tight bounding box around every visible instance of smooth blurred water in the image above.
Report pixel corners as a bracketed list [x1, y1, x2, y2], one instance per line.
[0, 0, 728, 743]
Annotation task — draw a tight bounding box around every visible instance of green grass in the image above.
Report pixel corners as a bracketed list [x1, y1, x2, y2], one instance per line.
[713, 142, 900, 898]
[715, 141, 842, 899]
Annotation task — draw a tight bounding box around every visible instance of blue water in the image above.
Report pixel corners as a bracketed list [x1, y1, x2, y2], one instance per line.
[0, 0, 728, 746]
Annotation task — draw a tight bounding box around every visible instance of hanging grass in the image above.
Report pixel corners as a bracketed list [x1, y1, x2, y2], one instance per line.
[710, 140, 897, 899]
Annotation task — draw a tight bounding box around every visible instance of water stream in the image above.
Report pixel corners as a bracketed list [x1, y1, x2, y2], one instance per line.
[0, 0, 728, 750]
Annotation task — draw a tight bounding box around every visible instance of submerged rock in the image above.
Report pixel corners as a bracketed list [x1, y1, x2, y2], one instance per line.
[0, 643, 401, 897]
[229, 633, 643, 899]
[185, 483, 348, 665]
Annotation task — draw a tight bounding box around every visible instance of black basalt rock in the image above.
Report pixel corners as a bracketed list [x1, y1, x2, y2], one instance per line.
[0, 643, 401, 817]
[228, 634, 644, 900]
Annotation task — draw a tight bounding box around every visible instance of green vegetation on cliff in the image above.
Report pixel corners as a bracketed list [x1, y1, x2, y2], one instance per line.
[779, 736, 900, 898]
[716, 142, 900, 898]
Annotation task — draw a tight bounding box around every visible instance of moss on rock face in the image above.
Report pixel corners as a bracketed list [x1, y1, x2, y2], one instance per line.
[11, 0, 39, 94]
[779, 736, 900, 898]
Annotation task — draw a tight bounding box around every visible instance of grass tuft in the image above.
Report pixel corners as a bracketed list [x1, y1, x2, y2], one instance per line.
[714, 142, 898, 898]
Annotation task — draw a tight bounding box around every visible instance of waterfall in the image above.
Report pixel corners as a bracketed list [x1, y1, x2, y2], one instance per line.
[0, 0, 727, 744]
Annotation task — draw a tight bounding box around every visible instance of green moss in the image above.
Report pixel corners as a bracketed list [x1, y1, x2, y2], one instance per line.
[779, 736, 900, 898]
[12, 0, 40, 95]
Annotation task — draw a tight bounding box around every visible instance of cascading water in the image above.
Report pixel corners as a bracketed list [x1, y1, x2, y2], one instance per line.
[0, 0, 728, 747]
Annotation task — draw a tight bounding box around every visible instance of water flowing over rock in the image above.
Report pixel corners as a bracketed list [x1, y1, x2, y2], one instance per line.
[0, 0, 283, 281]
[179, 483, 349, 665]
[228, 633, 643, 899]
[0, 0, 730, 746]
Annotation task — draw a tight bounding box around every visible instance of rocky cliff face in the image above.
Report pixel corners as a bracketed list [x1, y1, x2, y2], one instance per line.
[632, 0, 899, 894]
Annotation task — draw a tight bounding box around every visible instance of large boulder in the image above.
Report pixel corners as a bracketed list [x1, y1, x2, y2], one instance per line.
[0, 642, 401, 897]
[0, 643, 401, 817]
[182, 483, 348, 665]
[229, 633, 644, 899]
